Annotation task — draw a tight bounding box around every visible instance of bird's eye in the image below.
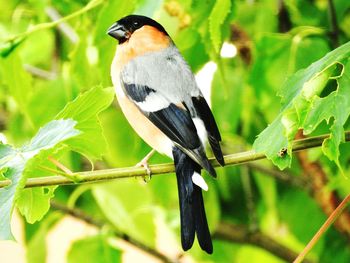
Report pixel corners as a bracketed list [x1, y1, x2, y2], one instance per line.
[133, 21, 140, 27]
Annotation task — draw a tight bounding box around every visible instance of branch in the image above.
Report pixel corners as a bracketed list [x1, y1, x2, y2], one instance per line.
[50, 201, 175, 263]
[214, 222, 315, 263]
[0, 131, 349, 189]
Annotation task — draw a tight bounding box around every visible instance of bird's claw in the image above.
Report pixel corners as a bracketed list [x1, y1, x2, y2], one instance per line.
[136, 159, 152, 182]
[135, 149, 155, 182]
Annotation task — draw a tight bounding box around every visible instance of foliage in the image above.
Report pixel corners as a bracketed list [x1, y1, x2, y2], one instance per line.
[0, 0, 350, 262]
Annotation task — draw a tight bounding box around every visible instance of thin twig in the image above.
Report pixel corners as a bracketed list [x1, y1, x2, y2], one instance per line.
[48, 156, 73, 175]
[0, 131, 349, 189]
[293, 193, 350, 263]
[50, 201, 175, 263]
[214, 222, 315, 263]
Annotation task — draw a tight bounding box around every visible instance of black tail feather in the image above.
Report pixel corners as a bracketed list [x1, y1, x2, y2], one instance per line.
[173, 147, 213, 254]
[193, 184, 213, 254]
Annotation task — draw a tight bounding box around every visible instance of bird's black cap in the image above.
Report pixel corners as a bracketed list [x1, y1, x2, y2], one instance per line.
[107, 15, 168, 43]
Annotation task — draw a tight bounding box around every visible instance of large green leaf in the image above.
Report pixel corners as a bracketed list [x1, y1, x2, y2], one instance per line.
[0, 119, 80, 239]
[67, 234, 121, 263]
[56, 86, 115, 160]
[253, 41, 350, 169]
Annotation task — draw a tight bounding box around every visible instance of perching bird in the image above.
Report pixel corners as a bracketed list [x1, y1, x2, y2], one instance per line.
[107, 15, 224, 254]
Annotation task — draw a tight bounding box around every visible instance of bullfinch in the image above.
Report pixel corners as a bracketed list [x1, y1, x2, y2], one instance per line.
[107, 15, 224, 254]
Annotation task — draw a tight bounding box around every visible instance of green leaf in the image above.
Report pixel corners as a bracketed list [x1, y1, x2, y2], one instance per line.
[16, 86, 114, 223]
[56, 86, 115, 160]
[92, 180, 156, 247]
[67, 235, 122, 263]
[0, 119, 80, 239]
[17, 187, 56, 224]
[305, 60, 350, 171]
[0, 51, 32, 112]
[209, 0, 231, 53]
[253, 41, 350, 169]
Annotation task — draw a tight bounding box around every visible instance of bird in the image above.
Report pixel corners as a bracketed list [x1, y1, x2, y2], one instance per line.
[107, 15, 224, 254]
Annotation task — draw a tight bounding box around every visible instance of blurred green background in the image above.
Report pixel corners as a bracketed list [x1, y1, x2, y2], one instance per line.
[1, 0, 350, 262]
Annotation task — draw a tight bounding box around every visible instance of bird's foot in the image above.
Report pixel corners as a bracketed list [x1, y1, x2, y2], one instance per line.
[135, 149, 155, 181]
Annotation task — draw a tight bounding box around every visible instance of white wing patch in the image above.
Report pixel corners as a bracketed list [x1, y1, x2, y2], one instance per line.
[135, 92, 170, 112]
[192, 172, 209, 191]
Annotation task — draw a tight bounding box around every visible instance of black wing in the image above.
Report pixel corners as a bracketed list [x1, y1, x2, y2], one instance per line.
[192, 96, 225, 166]
[123, 82, 216, 176]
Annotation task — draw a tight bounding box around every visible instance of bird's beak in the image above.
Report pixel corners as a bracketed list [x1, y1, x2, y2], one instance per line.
[107, 23, 128, 41]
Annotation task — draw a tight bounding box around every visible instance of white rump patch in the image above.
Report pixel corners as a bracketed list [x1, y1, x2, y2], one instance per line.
[192, 172, 208, 191]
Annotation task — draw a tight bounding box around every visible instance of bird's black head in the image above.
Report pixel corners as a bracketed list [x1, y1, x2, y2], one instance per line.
[107, 15, 168, 44]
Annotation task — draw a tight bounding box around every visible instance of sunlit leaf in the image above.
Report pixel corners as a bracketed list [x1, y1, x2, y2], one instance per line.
[17, 187, 56, 224]
[0, 119, 80, 239]
[56, 86, 115, 160]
